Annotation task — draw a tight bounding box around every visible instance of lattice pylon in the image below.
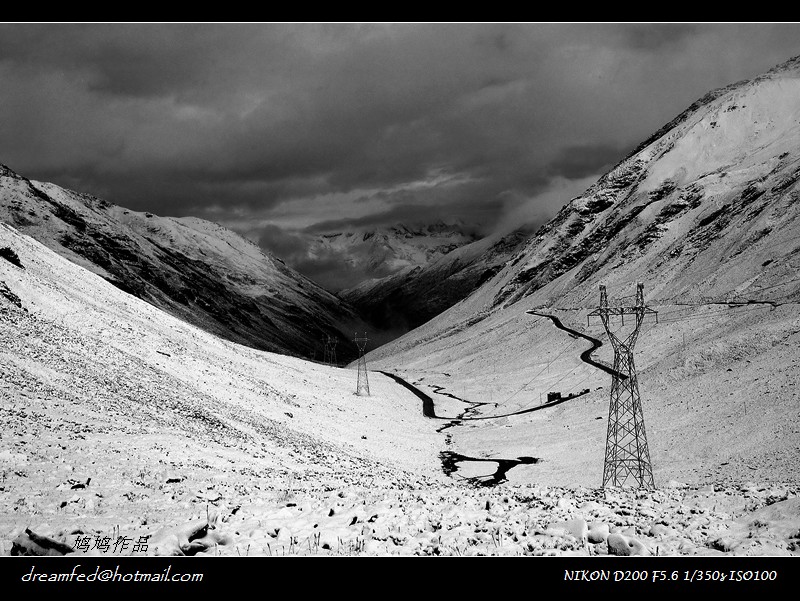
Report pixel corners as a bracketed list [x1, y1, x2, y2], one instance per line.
[354, 332, 370, 396]
[322, 335, 338, 366]
[588, 283, 657, 489]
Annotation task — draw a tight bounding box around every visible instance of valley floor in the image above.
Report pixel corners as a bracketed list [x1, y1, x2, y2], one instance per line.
[1, 223, 799, 557]
[3, 387, 798, 558]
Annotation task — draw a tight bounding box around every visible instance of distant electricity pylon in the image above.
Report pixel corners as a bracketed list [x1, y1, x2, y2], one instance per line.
[322, 335, 338, 366]
[588, 283, 658, 489]
[354, 332, 370, 396]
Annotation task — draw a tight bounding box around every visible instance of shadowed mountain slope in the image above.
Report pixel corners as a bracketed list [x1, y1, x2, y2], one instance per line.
[0, 165, 368, 361]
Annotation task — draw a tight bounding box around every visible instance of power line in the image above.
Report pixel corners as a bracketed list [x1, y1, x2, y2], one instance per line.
[656, 304, 772, 324]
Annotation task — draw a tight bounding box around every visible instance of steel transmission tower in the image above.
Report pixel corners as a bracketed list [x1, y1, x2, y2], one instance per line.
[322, 335, 338, 366]
[353, 332, 370, 396]
[588, 283, 658, 489]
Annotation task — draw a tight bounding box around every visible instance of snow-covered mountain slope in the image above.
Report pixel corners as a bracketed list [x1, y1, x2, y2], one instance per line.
[310, 221, 479, 286]
[0, 165, 367, 361]
[340, 227, 532, 334]
[489, 55, 800, 311]
[0, 221, 443, 548]
[365, 55, 800, 489]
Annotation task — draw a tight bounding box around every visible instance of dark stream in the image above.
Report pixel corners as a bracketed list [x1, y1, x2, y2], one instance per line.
[378, 370, 542, 486]
[379, 312, 615, 486]
[439, 451, 540, 487]
[378, 370, 438, 418]
[527, 311, 627, 379]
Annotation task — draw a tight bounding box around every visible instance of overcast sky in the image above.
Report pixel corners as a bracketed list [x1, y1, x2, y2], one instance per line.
[1, 23, 799, 288]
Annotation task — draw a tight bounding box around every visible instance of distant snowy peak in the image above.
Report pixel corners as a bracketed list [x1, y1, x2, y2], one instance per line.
[339, 226, 532, 333]
[310, 221, 479, 274]
[389, 219, 469, 237]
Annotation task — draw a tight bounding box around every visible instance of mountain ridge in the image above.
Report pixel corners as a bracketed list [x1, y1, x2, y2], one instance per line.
[484, 54, 800, 311]
[0, 164, 367, 361]
[306, 219, 479, 290]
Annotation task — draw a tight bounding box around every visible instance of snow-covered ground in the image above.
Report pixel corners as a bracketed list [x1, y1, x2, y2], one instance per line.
[2, 221, 799, 556]
[0, 223, 443, 556]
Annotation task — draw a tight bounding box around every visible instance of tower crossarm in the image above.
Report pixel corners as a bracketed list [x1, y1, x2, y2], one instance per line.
[587, 304, 658, 327]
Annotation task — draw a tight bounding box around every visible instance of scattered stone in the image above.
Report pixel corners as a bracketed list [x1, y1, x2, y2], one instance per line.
[765, 488, 789, 506]
[0, 247, 23, 269]
[556, 497, 574, 511]
[709, 536, 737, 552]
[588, 522, 610, 544]
[607, 532, 650, 556]
[547, 518, 588, 542]
[275, 527, 293, 543]
[649, 523, 676, 538]
[0, 282, 23, 308]
[11, 528, 73, 556]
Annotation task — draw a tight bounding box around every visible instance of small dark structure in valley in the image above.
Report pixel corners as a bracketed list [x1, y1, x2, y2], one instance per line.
[547, 388, 590, 403]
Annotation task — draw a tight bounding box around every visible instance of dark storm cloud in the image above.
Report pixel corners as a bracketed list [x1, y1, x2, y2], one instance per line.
[1, 23, 800, 288]
[547, 143, 631, 180]
[304, 194, 506, 236]
[257, 224, 309, 264]
[31, 161, 324, 214]
[0, 24, 279, 99]
[620, 23, 706, 51]
[0, 24, 589, 210]
[293, 247, 399, 293]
